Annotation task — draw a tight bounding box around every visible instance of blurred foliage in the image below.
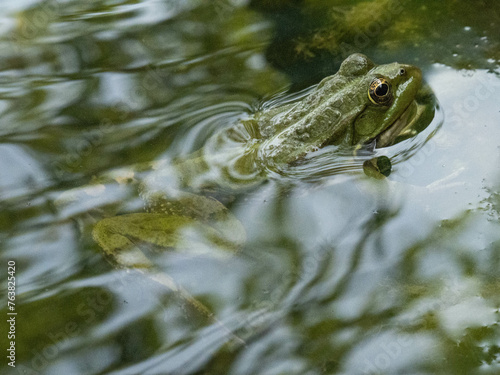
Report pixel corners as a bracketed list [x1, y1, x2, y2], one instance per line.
[251, 0, 500, 87]
[0, 1, 500, 374]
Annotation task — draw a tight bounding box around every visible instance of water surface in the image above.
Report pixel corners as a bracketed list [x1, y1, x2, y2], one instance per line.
[1, 1, 500, 374]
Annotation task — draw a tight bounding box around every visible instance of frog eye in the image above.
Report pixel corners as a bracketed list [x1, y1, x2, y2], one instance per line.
[368, 78, 392, 105]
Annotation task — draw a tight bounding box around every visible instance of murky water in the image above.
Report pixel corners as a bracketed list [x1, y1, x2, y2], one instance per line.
[1, 1, 500, 374]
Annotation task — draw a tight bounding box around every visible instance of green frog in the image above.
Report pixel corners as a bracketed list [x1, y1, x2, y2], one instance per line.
[90, 53, 434, 325]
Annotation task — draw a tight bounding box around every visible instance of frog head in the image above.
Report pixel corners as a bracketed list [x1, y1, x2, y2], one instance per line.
[348, 54, 424, 145]
[258, 54, 434, 166]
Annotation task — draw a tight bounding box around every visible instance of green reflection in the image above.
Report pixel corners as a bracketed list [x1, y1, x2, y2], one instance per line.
[252, 0, 500, 87]
[2, 287, 115, 365]
[1, 0, 500, 374]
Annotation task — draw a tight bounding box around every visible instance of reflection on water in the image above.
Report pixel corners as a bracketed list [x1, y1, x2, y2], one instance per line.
[251, 0, 500, 88]
[0, 1, 500, 375]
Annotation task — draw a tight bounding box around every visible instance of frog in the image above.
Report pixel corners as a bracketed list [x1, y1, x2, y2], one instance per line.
[90, 53, 434, 330]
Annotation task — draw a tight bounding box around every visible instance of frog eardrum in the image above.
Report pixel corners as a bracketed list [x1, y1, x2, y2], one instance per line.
[368, 77, 392, 105]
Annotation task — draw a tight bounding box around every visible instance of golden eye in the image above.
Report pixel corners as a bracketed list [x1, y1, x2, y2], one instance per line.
[368, 78, 392, 105]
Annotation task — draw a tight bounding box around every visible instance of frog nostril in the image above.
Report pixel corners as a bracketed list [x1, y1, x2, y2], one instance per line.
[399, 68, 406, 76]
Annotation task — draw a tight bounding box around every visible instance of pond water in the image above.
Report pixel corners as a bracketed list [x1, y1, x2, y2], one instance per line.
[1, 1, 500, 374]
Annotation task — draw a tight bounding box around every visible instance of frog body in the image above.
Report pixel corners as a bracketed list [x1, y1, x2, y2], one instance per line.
[87, 53, 435, 337]
[92, 53, 434, 285]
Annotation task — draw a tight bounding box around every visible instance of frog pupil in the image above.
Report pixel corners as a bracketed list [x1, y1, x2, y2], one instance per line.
[375, 83, 389, 97]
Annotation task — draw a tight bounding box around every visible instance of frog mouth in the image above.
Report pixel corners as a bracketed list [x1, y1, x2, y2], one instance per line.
[375, 99, 428, 148]
[374, 81, 437, 148]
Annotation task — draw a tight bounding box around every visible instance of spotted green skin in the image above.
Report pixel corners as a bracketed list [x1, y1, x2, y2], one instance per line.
[254, 53, 422, 166]
[93, 53, 426, 261]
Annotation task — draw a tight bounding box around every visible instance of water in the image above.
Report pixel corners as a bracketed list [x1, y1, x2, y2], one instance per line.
[1, 1, 500, 374]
